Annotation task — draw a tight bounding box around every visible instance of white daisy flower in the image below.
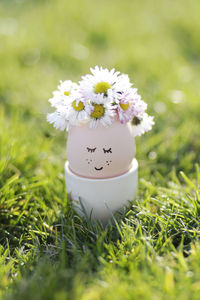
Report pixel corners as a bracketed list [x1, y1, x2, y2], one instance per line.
[58, 80, 78, 95]
[47, 105, 68, 131]
[132, 113, 155, 137]
[88, 94, 115, 128]
[80, 66, 123, 100]
[107, 74, 133, 101]
[49, 80, 78, 108]
[66, 92, 92, 126]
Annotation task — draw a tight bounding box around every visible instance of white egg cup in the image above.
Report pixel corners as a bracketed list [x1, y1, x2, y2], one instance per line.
[65, 158, 138, 223]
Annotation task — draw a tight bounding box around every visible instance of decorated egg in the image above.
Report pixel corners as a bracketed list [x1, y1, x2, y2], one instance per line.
[67, 119, 136, 179]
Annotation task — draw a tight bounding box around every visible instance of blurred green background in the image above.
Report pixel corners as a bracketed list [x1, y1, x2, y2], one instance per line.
[0, 0, 200, 299]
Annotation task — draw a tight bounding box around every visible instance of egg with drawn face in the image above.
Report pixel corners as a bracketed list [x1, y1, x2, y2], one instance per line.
[66, 120, 136, 179]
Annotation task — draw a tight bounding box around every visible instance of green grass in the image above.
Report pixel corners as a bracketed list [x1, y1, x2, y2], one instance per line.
[0, 0, 200, 299]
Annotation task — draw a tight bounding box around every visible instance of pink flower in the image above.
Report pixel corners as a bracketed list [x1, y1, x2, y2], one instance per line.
[114, 90, 147, 124]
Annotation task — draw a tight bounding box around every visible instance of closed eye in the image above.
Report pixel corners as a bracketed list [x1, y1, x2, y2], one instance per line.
[87, 147, 96, 153]
[103, 148, 112, 153]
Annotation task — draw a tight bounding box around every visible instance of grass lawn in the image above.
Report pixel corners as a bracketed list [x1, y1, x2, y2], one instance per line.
[0, 0, 200, 299]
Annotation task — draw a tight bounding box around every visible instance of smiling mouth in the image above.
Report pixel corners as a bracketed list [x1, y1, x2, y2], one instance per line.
[94, 167, 103, 171]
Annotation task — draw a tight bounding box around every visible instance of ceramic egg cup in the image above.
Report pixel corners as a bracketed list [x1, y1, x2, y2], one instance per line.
[65, 159, 138, 223]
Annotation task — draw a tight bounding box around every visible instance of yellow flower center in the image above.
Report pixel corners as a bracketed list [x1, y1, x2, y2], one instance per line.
[72, 100, 84, 111]
[90, 104, 105, 119]
[64, 91, 70, 96]
[120, 102, 130, 111]
[94, 82, 111, 96]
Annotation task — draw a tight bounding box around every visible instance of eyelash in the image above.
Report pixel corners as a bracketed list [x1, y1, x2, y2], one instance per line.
[87, 147, 96, 153]
[103, 148, 112, 153]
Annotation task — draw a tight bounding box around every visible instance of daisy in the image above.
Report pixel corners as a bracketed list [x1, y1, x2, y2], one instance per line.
[88, 94, 116, 128]
[47, 105, 68, 131]
[114, 93, 135, 124]
[131, 113, 155, 137]
[58, 80, 78, 95]
[114, 89, 147, 124]
[49, 80, 78, 108]
[66, 92, 92, 126]
[80, 66, 131, 100]
[107, 74, 133, 101]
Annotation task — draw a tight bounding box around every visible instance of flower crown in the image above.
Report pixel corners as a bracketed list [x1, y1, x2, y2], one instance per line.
[47, 66, 154, 136]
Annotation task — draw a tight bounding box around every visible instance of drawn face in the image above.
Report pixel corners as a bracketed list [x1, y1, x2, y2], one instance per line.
[67, 120, 136, 179]
[85, 146, 112, 172]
